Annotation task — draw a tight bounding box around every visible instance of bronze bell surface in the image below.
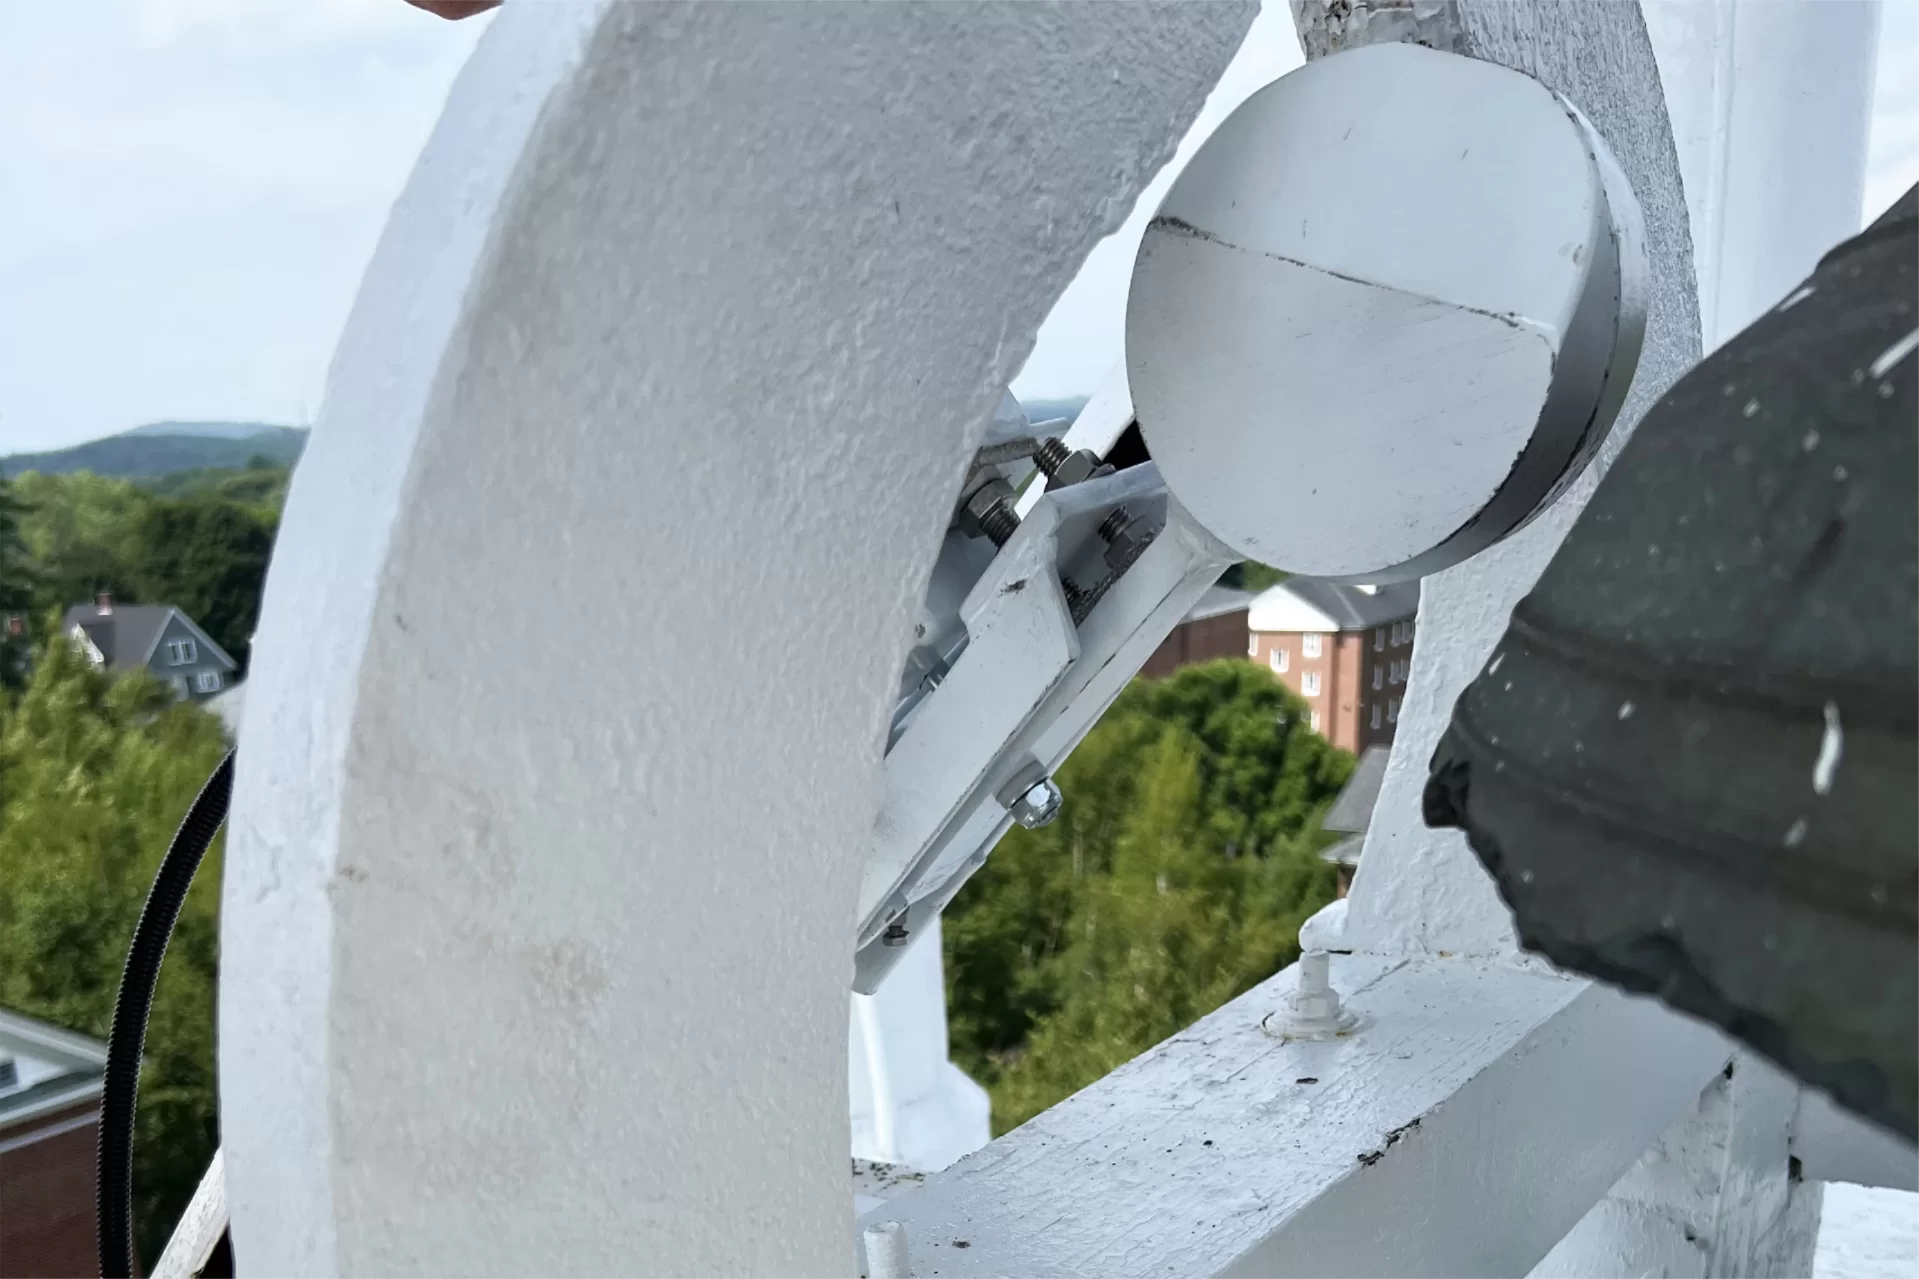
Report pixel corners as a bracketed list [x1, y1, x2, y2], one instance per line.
[1426, 187, 1918, 1142]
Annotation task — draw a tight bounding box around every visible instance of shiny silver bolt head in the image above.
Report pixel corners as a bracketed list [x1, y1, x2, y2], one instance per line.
[1011, 777, 1063, 829]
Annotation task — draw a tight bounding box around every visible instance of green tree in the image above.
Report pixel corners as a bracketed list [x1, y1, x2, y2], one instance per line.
[0, 632, 229, 1268]
[123, 496, 277, 669]
[0, 478, 34, 686]
[11, 470, 149, 620]
[945, 660, 1347, 1131]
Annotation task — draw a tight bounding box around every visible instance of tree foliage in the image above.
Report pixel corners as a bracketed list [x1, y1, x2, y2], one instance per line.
[8, 469, 283, 668]
[0, 478, 34, 686]
[0, 634, 229, 1268]
[945, 660, 1350, 1132]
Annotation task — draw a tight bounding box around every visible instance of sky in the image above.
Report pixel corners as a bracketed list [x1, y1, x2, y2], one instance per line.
[2, 0, 1916, 454]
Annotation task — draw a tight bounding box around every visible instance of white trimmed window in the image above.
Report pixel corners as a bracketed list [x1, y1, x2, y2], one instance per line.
[1374, 627, 1385, 651]
[1372, 702, 1383, 729]
[165, 638, 198, 666]
[1248, 633, 1259, 657]
[1309, 710, 1322, 732]
[195, 670, 222, 694]
[1389, 697, 1400, 724]
[1302, 633, 1323, 659]
[170, 676, 188, 700]
[1372, 666, 1384, 690]
[1269, 647, 1289, 674]
[1302, 671, 1321, 697]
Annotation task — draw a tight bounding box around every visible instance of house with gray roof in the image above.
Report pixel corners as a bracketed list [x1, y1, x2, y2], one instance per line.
[62, 593, 238, 703]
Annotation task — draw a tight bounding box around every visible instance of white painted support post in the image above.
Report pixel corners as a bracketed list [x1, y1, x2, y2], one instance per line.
[849, 919, 990, 1174]
[218, 3, 1257, 1274]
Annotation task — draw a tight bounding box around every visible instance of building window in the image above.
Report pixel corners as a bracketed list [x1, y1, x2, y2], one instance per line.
[1374, 627, 1385, 651]
[165, 638, 198, 666]
[1371, 703, 1383, 729]
[1248, 633, 1259, 657]
[1269, 647, 1289, 674]
[170, 676, 189, 700]
[1302, 633, 1323, 659]
[1310, 710, 1322, 732]
[195, 670, 223, 694]
[1372, 666, 1384, 691]
[1302, 671, 1321, 697]
[1389, 697, 1400, 724]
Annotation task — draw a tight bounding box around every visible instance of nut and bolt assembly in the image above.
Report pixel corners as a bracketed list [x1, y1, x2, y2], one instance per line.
[1009, 776, 1064, 829]
[1263, 950, 1360, 1039]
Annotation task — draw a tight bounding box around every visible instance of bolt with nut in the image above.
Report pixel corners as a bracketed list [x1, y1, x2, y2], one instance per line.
[1009, 777, 1063, 829]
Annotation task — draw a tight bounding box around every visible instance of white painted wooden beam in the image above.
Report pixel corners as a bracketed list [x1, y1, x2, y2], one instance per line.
[858, 954, 1730, 1277]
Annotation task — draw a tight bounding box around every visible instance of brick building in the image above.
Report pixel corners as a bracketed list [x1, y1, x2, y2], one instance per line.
[1, 1009, 108, 1279]
[1247, 579, 1420, 754]
[1138, 585, 1257, 680]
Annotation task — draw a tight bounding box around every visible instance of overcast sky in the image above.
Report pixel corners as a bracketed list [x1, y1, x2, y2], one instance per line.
[3, 0, 1916, 453]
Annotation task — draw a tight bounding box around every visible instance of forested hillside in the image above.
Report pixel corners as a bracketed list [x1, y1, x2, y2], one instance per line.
[0, 423, 306, 480]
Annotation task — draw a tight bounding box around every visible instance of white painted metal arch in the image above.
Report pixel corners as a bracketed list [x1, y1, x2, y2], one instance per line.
[220, 3, 1257, 1274]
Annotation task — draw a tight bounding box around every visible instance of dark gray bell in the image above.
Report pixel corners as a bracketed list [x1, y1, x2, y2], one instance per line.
[1426, 186, 1918, 1142]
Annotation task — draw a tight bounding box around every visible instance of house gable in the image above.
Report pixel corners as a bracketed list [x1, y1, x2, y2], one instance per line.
[144, 613, 238, 700]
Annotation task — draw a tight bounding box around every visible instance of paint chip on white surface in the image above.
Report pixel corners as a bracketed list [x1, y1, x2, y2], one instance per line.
[1743, 398, 1761, 418]
[1866, 327, 1918, 380]
[1804, 429, 1822, 451]
[1778, 285, 1816, 311]
[1617, 701, 1634, 719]
[1488, 652, 1504, 675]
[1785, 818, 1809, 848]
[1813, 1183, 1919, 1279]
[1814, 701, 1843, 795]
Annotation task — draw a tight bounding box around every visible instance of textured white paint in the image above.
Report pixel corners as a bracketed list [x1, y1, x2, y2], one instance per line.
[219, 3, 1255, 1273]
[861, 953, 1728, 1277]
[1814, 1183, 1919, 1279]
[151, 1149, 228, 1279]
[1533, 1051, 1830, 1279]
[1327, 0, 1705, 959]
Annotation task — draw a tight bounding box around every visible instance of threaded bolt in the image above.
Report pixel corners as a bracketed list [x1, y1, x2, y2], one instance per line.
[1062, 579, 1092, 614]
[1033, 436, 1072, 478]
[1096, 507, 1131, 544]
[978, 498, 1020, 548]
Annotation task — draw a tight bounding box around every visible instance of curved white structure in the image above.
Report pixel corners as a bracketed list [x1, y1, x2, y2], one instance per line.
[220, 4, 1253, 1273]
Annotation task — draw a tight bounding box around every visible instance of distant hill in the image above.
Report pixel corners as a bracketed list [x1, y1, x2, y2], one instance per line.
[1, 423, 308, 480]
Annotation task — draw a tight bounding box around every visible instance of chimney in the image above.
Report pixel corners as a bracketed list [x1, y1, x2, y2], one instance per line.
[4, 615, 21, 637]
[96, 592, 113, 615]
